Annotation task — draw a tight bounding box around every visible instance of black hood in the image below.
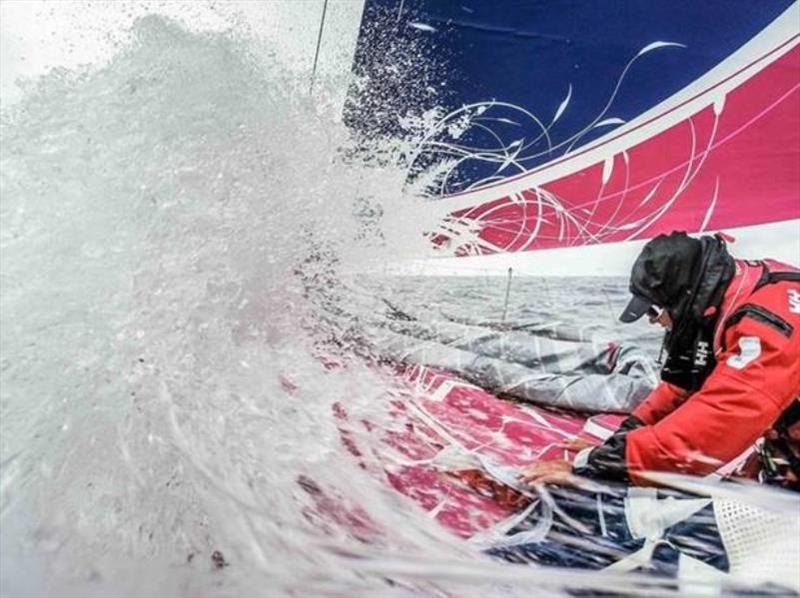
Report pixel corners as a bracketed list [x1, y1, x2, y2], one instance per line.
[658, 233, 736, 391]
[619, 232, 703, 322]
[661, 234, 736, 334]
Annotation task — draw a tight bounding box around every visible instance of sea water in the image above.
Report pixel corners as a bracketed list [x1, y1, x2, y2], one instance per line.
[0, 10, 793, 598]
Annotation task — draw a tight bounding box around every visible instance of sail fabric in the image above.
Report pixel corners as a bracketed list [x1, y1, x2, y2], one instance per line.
[364, 317, 657, 413]
[348, 1, 800, 254]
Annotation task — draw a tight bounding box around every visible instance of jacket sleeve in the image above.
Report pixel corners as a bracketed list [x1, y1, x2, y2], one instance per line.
[625, 306, 800, 483]
[572, 415, 643, 483]
[632, 381, 689, 425]
[570, 382, 689, 481]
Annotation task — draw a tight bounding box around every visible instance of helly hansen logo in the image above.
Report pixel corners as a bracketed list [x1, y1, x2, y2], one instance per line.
[789, 289, 800, 314]
[694, 341, 710, 367]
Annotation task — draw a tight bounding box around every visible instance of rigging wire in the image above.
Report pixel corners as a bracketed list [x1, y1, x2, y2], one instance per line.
[309, 0, 329, 95]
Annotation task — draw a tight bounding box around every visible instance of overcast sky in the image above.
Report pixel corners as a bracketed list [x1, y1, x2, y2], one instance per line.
[0, 0, 365, 107]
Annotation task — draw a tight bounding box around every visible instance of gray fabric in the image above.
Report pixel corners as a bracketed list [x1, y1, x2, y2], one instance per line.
[365, 318, 658, 414]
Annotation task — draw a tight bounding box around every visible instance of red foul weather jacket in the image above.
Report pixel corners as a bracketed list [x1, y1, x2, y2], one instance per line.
[574, 259, 800, 486]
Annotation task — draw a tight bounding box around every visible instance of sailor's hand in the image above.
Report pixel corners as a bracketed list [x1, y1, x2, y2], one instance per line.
[518, 459, 578, 487]
[558, 437, 598, 452]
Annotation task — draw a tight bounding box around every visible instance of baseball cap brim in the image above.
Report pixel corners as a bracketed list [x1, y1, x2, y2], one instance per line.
[619, 294, 652, 323]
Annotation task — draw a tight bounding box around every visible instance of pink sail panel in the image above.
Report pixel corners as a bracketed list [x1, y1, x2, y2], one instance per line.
[437, 45, 800, 255]
[330, 365, 615, 538]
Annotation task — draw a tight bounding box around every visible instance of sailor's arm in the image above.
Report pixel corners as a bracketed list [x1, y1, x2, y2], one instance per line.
[631, 381, 689, 425]
[566, 381, 689, 480]
[574, 311, 799, 484]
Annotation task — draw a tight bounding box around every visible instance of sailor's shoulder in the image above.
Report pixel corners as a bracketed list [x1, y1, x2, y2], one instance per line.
[745, 276, 800, 326]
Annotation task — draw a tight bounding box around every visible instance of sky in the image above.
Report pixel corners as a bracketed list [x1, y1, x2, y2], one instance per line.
[0, 0, 365, 110]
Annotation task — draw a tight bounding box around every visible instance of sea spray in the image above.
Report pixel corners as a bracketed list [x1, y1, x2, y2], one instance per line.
[0, 14, 471, 596]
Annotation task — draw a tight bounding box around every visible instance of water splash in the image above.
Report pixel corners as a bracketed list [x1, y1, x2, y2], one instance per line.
[0, 14, 458, 596]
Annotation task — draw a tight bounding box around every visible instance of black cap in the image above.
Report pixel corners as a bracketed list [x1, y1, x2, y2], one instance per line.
[619, 232, 702, 323]
[619, 294, 654, 323]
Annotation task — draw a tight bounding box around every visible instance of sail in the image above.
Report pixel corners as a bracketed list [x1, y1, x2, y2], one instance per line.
[347, 1, 800, 256]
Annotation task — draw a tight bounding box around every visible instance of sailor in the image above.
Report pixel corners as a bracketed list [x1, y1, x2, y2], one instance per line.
[520, 231, 800, 489]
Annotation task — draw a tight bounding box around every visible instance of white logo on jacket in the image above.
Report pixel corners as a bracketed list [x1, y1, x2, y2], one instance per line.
[726, 336, 762, 370]
[694, 341, 710, 366]
[789, 289, 800, 314]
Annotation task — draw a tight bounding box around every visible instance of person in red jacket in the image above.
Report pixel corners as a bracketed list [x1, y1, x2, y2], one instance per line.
[520, 231, 800, 489]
